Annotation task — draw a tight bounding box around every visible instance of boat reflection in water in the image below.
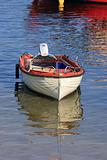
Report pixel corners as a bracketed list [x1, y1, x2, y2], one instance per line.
[15, 83, 83, 136]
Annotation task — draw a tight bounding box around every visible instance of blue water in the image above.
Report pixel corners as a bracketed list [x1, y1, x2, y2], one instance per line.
[0, 0, 107, 159]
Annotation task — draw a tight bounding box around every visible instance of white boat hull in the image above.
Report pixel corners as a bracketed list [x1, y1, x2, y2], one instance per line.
[21, 71, 83, 100]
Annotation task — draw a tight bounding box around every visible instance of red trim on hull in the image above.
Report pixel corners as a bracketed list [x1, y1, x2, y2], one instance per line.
[20, 68, 84, 78]
[19, 53, 85, 78]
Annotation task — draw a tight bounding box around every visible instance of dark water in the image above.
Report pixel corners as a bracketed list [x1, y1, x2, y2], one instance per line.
[0, 0, 107, 159]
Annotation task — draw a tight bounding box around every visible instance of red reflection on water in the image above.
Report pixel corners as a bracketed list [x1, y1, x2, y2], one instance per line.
[29, 1, 107, 30]
[83, 4, 107, 30]
[83, 4, 107, 20]
[64, 3, 107, 20]
[87, 0, 107, 2]
[64, 3, 107, 30]
[30, 1, 107, 20]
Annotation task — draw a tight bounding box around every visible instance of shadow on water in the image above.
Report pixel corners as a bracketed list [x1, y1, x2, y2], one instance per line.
[15, 83, 83, 136]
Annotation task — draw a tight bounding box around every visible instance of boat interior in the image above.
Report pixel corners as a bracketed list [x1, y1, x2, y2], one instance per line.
[32, 57, 67, 69]
[28, 54, 80, 73]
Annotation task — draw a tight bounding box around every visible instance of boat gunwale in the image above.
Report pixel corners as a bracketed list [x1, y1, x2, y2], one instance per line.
[20, 67, 84, 78]
[19, 53, 85, 78]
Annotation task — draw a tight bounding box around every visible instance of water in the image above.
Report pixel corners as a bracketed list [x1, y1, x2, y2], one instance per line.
[0, 0, 107, 159]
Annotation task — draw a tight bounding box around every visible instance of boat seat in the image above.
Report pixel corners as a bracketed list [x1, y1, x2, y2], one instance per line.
[30, 65, 55, 73]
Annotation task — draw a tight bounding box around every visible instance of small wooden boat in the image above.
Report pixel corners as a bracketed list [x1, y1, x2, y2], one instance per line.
[18, 43, 84, 100]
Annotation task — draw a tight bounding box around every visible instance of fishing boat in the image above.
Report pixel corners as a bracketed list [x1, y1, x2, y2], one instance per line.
[17, 43, 84, 100]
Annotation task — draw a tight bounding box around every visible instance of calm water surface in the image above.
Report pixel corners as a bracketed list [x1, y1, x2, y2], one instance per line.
[0, 0, 107, 160]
